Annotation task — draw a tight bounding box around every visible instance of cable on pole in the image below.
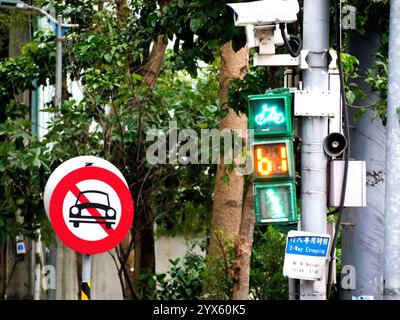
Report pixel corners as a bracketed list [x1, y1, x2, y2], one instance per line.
[279, 23, 303, 57]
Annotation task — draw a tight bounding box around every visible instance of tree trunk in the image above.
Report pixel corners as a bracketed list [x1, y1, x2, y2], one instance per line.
[98, 0, 105, 11]
[128, 0, 171, 297]
[115, 0, 129, 26]
[208, 41, 248, 257]
[232, 182, 255, 300]
[204, 41, 248, 297]
[143, 35, 168, 89]
[133, 201, 155, 296]
[142, 0, 171, 89]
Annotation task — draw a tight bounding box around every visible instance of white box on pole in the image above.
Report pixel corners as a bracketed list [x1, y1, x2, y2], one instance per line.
[329, 160, 366, 207]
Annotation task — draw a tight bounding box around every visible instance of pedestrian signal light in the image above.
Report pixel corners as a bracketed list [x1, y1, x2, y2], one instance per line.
[254, 181, 297, 225]
[253, 139, 294, 179]
[248, 90, 292, 137]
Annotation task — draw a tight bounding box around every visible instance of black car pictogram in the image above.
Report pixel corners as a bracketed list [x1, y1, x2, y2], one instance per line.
[69, 190, 116, 229]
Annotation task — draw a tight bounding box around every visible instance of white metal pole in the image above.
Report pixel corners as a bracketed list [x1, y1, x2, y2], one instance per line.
[384, 0, 400, 300]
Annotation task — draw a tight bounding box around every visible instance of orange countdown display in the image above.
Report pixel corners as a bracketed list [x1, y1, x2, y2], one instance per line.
[254, 142, 291, 178]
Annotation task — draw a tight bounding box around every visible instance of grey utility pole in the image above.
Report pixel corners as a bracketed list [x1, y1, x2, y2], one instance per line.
[55, 14, 63, 109]
[341, 30, 384, 300]
[384, 0, 400, 300]
[0, 2, 78, 109]
[300, 0, 330, 300]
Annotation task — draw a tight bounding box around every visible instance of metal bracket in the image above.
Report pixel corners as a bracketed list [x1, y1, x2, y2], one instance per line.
[300, 49, 309, 69]
[253, 53, 300, 67]
[300, 49, 338, 70]
[328, 49, 338, 70]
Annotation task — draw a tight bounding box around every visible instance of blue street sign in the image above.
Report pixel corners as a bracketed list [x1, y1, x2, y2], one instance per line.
[286, 235, 330, 257]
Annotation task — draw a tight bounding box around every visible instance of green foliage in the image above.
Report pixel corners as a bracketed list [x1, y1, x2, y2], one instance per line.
[151, 59, 222, 237]
[0, 1, 226, 242]
[341, 53, 365, 105]
[140, 228, 289, 300]
[0, 101, 52, 244]
[227, 67, 271, 115]
[350, 0, 389, 35]
[250, 226, 288, 300]
[365, 52, 388, 124]
[160, 0, 248, 77]
[153, 245, 206, 300]
[0, 11, 9, 60]
[341, 0, 389, 123]
[202, 231, 235, 299]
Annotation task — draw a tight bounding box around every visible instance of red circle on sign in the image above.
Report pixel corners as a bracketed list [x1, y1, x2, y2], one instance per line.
[49, 166, 134, 254]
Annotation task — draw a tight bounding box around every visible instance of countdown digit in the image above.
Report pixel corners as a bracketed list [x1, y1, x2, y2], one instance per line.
[256, 148, 272, 176]
[281, 146, 288, 173]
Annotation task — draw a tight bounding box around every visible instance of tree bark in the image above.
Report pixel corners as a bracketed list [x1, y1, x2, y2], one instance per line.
[204, 41, 248, 298]
[208, 41, 248, 258]
[98, 0, 105, 11]
[142, 0, 171, 89]
[143, 35, 168, 89]
[115, 0, 129, 26]
[128, 0, 171, 297]
[232, 182, 255, 300]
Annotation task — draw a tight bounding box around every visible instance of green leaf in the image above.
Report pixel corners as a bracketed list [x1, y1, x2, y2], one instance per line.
[104, 53, 112, 63]
[190, 18, 203, 32]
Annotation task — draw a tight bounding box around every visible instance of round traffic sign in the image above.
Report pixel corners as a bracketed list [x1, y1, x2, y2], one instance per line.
[44, 156, 134, 254]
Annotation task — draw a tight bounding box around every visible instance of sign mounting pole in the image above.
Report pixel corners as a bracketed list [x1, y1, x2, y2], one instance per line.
[81, 254, 91, 300]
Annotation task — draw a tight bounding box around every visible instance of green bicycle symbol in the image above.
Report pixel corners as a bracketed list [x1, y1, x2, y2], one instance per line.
[255, 104, 285, 126]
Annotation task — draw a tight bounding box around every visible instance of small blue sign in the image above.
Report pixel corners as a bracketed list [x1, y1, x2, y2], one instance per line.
[48, 19, 70, 37]
[286, 236, 330, 257]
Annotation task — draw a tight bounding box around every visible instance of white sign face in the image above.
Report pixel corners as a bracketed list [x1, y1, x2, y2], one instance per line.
[283, 230, 331, 281]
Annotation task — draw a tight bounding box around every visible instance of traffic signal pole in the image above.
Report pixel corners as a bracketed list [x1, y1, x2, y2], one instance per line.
[299, 0, 330, 300]
[384, 0, 400, 300]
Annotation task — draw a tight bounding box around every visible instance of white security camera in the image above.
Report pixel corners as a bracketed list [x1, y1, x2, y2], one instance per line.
[227, 0, 299, 27]
[227, 0, 302, 64]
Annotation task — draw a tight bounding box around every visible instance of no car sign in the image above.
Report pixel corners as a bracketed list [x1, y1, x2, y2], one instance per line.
[44, 156, 134, 254]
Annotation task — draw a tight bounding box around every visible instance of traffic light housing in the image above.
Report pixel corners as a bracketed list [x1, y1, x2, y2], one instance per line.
[254, 180, 297, 225]
[253, 138, 294, 180]
[248, 90, 293, 137]
[248, 88, 298, 228]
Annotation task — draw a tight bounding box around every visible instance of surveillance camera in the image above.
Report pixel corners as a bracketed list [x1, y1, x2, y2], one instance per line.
[227, 0, 300, 27]
[227, 0, 301, 59]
